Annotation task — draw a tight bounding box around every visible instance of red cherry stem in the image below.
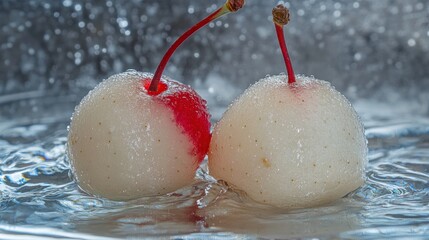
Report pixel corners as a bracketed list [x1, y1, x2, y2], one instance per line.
[273, 5, 295, 84]
[149, 0, 245, 92]
[275, 25, 295, 84]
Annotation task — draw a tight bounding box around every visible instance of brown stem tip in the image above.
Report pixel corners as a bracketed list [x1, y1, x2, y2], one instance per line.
[226, 0, 245, 12]
[272, 4, 290, 26]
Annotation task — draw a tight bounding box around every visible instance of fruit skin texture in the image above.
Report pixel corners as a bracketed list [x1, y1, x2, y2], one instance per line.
[208, 75, 367, 209]
[68, 71, 210, 200]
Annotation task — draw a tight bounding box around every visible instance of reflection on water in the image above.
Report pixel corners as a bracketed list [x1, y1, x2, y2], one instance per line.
[0, 95, 429, 239]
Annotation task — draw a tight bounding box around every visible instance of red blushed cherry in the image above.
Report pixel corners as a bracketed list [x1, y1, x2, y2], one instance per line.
[139, 0, 245, 165]
[67, 0, 245, 201]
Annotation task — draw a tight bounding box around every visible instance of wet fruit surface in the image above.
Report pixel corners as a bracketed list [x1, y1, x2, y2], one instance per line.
[209, 75, 367, 208]
[68, 71, 210, 200]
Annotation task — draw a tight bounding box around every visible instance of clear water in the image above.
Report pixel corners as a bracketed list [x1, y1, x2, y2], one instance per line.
[1, 93, 429, 239]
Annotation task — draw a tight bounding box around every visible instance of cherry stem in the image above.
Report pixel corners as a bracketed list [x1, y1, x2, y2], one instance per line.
[149, 0, 245, 92]
[272, 5, 295, 84]
[275, 24, 295, 84]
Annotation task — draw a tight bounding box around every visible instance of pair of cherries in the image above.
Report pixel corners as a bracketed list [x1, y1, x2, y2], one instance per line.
[68, 1, 367, 209]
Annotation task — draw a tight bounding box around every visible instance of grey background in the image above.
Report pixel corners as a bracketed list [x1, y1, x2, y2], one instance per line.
[1, 0, 428, 116]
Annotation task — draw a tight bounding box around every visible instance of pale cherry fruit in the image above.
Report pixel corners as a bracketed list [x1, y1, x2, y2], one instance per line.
[67, 0, 245, 200]
[208, 5, 367, 209]
[208, 75, 367, 208]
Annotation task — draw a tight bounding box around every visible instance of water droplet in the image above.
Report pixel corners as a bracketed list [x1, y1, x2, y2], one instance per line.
[74, 4, 82, 11]
[335, 20, 343, 26]
[117, 18, 129, 28]
[333, 10, 341, 18]
[334, 2, 341, 9]
[354, 53, 362, 61]
[188, 7, 195, 14]
[416, 3, 424, 10]
[63, 0, 72, 7]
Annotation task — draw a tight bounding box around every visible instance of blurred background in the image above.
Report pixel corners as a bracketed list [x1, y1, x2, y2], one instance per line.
[1, 0, 429, 120]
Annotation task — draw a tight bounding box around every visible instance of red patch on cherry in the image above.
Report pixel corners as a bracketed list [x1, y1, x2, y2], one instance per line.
[142, 78, 211, 164]
[143, 79, 168, 96]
